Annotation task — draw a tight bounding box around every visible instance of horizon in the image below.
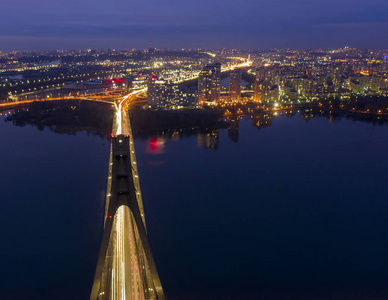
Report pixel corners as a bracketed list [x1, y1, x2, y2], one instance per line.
[1, 46, 388, 54]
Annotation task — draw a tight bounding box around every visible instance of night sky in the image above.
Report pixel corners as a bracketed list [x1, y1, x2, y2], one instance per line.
[1, 0, 388, 51]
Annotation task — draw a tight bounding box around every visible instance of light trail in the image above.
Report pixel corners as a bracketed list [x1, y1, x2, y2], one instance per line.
[0, 96, 113, 110]
[1, 60, 249, 111]
[113, 88, 146, 136]
[100, 62, 251, 299]
[113, 61, 249, 134]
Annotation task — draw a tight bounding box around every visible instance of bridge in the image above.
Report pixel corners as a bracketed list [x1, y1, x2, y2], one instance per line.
[86, 60, 251, 299]
[0, 61, 252, 299]
[90, 90, 165, 300]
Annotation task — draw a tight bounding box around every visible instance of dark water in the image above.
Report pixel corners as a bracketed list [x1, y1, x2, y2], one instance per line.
[0, 107, 110, 300]
[1, 105, 388, 300]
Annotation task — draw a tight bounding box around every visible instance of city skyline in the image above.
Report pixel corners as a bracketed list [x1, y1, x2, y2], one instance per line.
[1, 0, 388, 51]
[1, 1, 388, 298]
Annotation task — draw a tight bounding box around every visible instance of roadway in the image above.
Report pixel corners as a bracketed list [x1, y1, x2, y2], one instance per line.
[1, 61, 251, 299]
[0, 59, 252, 110]
[91, 91, 164, 300]
[93, 62, 253, 298]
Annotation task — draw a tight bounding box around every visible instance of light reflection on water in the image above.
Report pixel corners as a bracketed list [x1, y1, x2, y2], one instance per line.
[1, 102, 388, 300]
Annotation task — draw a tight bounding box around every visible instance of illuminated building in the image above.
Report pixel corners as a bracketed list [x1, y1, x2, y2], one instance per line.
[254, 80, 265, 102]
[229, 69, 242, 102]
[283, 85, 298, 101]
[331, 64, 344, 91]
[301, 78, 318, 99]
[198, 62, 221, 102]
[268, 85, 280, 102]
[254, 65, 276, 102]
[147, 75, 158, 107]
[148, 77, 197, 108]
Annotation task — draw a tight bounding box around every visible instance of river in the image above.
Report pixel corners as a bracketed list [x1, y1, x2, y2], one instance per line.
[1, 102, 388, 299]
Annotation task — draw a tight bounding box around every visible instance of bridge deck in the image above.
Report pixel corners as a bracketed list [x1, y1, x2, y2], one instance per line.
[90, 103, 164, 300]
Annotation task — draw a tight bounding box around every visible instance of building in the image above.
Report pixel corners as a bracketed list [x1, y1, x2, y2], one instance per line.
[147, 76, 198, 108]
[268, 85, 280, 102]
[301, 78, 318, 99]
[331, 64, 345, 91]
[229, 69, 242, 102]
[283, 85, 298, 101]
[254, 80, 266, 102]
[254, 65, 276, 102]
[198, 62, 221, 103]
[147, 75, 158, 107]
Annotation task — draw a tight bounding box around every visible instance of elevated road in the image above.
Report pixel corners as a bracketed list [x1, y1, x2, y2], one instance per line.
[90, 91, 164, 300]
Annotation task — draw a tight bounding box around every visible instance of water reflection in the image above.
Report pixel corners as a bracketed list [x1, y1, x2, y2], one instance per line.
[252, 113, 276, 129]
[132, 109, 388, 151]
[5, 103, 388, 150]
[227, 117, 239, 143]
[197, 131, 219, 150]
[147, 137, 166, 155]
[4, 100, 114, 139]
[2, 102, 388, 299]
